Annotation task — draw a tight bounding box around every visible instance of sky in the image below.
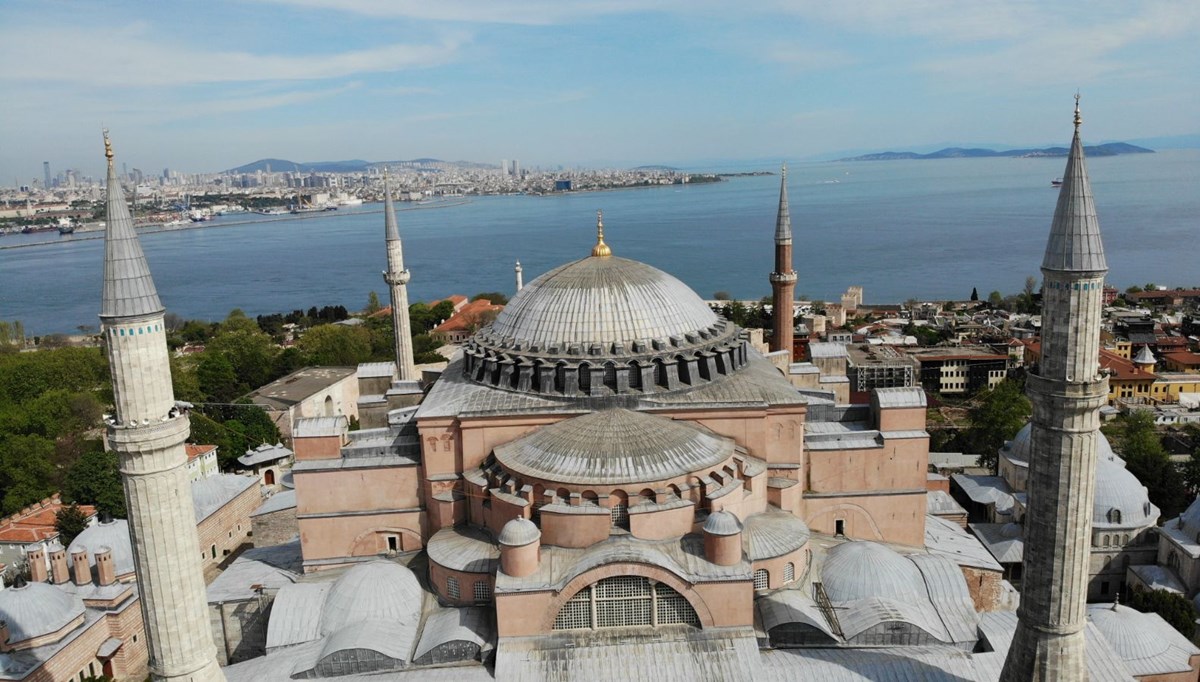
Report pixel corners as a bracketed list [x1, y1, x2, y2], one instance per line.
[1, 0, 1198, 179]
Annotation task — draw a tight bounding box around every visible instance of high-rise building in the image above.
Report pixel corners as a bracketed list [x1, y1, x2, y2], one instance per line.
[1000, 96, 1110, 681]
[43, 161, 50, 189]
[769, 164, 796, 358]
[97, 131, 225, 682]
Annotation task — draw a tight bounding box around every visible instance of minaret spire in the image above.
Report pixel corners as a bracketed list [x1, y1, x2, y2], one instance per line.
[99, 132, 225, 682]
[382, 169, 417, 381]
[1001, 95, 1109, 682]
[768, 163, 797, 358]
[515, 260, 524, 292]
[591, 209, 612, 257]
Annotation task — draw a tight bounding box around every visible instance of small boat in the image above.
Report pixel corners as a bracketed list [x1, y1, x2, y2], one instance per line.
[58, 224, 75, 235]
[1051, 178, 1063, 187]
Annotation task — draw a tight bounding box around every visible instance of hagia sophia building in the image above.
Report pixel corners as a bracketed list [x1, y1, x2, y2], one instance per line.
[3, 101, 1199, 682]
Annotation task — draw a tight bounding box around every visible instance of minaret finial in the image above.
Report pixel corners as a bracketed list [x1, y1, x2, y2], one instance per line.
[103, 129, 114, 168]
[1073, 92, 1082, 131]
[592, 209, 611, 257]
[781, 162, 787, 179]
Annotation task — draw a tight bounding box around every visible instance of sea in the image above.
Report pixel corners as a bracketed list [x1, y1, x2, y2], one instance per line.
[2, 150, 1198, 336]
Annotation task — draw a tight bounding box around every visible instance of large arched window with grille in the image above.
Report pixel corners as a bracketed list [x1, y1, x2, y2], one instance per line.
[552, 576, 700, 631]
[753, 569, 770, 590]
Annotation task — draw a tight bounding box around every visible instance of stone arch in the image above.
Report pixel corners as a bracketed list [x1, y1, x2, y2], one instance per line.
[556, 487, 570, 504]
[628, 361, 643, 391]
[638, 488, 656, 505]
[654, 358, 668, 388]
[676, 355, 691, 385]
[582, 490, 599, 506]
[604, 361, 618, 392]
[808, 502, 885, 541]
[554, 362, 567, 394]
[544, 562, 716, 632]
[323, 395, 334, 417]
[348, 526, 423, 556]
[264, 469, 276, 486]
[667, 484, 682, 500]
[579, 362, 592, 395]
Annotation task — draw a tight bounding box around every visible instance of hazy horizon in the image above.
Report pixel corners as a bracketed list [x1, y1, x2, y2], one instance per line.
[2, 1, 1197, 180]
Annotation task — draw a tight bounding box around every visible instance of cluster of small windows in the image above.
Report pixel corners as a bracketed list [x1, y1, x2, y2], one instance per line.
[552, 576, 699, 630]
[1047, 281, 1102, 290]
[112, 323, 162, 337]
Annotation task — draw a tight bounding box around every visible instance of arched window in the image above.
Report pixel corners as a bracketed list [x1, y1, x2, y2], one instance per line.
[1102, 535, 1110, 547]
[784, 562, 795, 583]
[579, 363, 592, 394]
[552, 576, 699, 631]
[753, 569, 769, 590]
[628, 361, 643, 391]
[610, 491, 629, 529]
[654, 359, 668, 388]
[1108, 508, 1122, 524]
[604, 362, 618, 392]
[323, 395, 334, 417]
[447, 575, 460, 600]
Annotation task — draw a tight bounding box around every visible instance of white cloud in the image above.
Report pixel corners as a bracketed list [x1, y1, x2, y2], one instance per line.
[0, 23, 467, 87]
[254, 0, 664, 25]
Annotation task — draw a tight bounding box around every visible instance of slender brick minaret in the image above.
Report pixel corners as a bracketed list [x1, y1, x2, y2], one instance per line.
[769, 164, 796, 357]
[99, 132, 224, 682]
[1000, 96, 1109, 681]
[382, 171, 417, 381]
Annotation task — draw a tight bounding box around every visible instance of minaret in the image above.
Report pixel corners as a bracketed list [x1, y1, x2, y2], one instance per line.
[98, 132, 224, 682]
[382, 171, 416, 381]
[1001, 96, 1109, 682]
[769, 164, 797, 357]
[515, 260, 524, 292]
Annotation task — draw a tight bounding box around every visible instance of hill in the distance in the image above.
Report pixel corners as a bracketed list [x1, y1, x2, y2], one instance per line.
[840, 142, 1153, 162]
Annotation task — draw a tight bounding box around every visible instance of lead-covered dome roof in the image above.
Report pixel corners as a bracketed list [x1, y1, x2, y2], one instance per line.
[493, 408, 734, 485]
[0, 582, 85, 643]
[463, 244, 750, 397]
[822, 542, 924, 606]
[491, 256, 719, 348]
[68, 518, 135, 576]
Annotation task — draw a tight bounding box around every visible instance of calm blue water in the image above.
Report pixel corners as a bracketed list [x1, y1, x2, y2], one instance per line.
[2, 150, 1198, 336]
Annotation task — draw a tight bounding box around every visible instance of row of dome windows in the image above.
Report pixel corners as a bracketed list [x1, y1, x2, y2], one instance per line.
[109, 323, 161, 337]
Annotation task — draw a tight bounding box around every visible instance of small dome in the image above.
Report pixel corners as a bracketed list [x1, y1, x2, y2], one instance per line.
[1000, 522, 1023, 539]
[494, 408, 734, 486]
[68, 518, 134, 576]
[488, 256, 719, 350]
[703, 511, 742, 537]
[1001, 423, 1117, 467]
[1088, 604, 1170, 662]
[1093, 456, 1157, 528]
[822, 542, 924, 606]
[1133, 346, 1156, 366]
[499, 517, 541, 547]
[320, 561, 422, 635]
[0, 582, 85, 643]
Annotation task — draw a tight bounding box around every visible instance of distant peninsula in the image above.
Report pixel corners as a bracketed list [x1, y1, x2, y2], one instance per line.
[839, 142, 1153, 162]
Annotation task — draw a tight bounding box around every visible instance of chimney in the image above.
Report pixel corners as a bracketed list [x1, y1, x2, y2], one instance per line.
[71, 547, 91, 586]
[96, 547, 116, 586]
[26, 545, 48, 583]
[49, 544, 69, 585]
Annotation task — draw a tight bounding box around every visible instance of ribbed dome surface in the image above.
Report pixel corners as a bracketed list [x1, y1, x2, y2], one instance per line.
[703, 510, 743, 537]
[498, 517, 541, 546]
[494, 409, 733, 485]
[0, 582, 85, 643]
[742, 511, 810, 560]
[1002, 423, 1116, 467]
[1094, 456, 1157, 528]
[1088, 604, 1169, 662]
[822, 542, 923, 606]
[68, 518, 135, 576]
[321, 561, 421, 635]
[489, 256, 719, 348]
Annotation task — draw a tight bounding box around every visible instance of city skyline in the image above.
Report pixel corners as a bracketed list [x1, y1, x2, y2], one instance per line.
[2, 1, 1198, 179]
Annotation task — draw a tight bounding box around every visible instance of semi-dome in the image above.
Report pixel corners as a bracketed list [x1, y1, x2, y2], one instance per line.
[1088, 604, 1170, 663]
[320, 561, 422, 635]
[68, 518, 135, 576]
[461, 233, 750, 398]
[493, 408, 734, 486]
[491, 256, 719, 349]
[0, 581, 85, 643]
[742, 511, 810, 560]
[703, 510, 743, 537]
[822, 542, 924, 606]
[499, 517, 541, 546]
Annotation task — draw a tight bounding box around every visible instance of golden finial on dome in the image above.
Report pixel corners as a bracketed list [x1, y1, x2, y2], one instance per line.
[1074, 92, 1082, 131]
[591, 209, 612, 257]
[103, 128, 114, 164]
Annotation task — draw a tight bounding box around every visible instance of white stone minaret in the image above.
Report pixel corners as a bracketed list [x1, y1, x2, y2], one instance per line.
[515, 260, 524, 292]
[1001, 96, 1109, 682]
[99, 132, 224, 682]
[383, 171, 416, 381]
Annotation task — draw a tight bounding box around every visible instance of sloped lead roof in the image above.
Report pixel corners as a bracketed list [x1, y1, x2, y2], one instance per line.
[383, 174, 402, 244]
[1042, 110, 1107, 273]
[101, 140, 163, 319]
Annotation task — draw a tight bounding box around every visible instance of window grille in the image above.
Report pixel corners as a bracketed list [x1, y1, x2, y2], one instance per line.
[784, 562, 795, 583]
[610, 503, 629, 529]
[447, 575, 460, 600]
[552, 576, 698, 631]
[753, 569, 769, 590]
[473, 580, 492, 602]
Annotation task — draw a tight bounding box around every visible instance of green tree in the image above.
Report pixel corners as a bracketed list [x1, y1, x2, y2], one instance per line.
[63, 449, 126, 518]
[970, 287, 979, 301]
[365, 291, 382, 314]
[1126, 586, 1197, 638]
[713, 291, 731, 301]
[1112, 411, 1188, 518]
[197, 352, 242, 402]
[205, 321, 277, 391]
[471, 292, 509, 305]
[298, 325, 373, 366]
[0, 434, 57, 514]
[54, 503, 90, 546]
[413, 334, 446, 364]
[988, 291, 1004, 309]
[967, 380, 1032, 472]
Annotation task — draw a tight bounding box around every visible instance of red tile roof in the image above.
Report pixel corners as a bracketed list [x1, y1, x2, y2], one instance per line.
[0, 494, 97, 544]
[433, 299, 504, 334]
[1163, 352, 1200, 367]
[1100, 348, 1158, 381]
[186, 444, 217, 462]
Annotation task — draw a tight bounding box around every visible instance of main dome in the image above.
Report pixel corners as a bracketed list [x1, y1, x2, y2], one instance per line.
[462, 248, 749, 397]
[490, 256, 720, 348]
